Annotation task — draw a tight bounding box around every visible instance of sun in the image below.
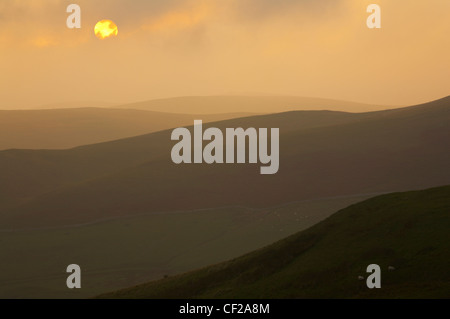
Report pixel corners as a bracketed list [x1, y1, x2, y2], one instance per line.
[94, 20, 118, 40]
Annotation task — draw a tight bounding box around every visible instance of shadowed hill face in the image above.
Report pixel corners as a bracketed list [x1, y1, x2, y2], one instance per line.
[0, 97, 449, 228]
[0, 109, 376, 211]
[0, 108, 255, 150]
[98, 185, 450, 299]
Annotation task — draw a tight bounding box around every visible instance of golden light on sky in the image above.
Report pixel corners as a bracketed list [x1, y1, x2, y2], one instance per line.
[0, 0, 448, 109]
[94, 20, 118, 39]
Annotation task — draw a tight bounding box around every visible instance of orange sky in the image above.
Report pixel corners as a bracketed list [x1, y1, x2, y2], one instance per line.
[0, 0, 449, 109]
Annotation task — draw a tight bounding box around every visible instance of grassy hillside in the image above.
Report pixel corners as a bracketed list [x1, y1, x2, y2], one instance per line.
[0, 97, 449, 228]
[0, 195, 369, 298]
[0, 108, 252, 150]
[99, 185, 450, 299]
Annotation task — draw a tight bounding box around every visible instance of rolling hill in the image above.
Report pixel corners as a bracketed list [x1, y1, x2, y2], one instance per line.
[0, 108, 253, 150]
[0, 107, 383, 214]
[99, 185, 450, 299]
[0, 195, 370, 298]
[117, 95, 390, 114]
[0, 96, 385, 151]
[0, 96, 449, 229]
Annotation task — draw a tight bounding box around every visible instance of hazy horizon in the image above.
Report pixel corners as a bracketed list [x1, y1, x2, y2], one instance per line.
[0, 94, 393, 111]
[1, 0, 449, 110]
[2, 93, 450, 112]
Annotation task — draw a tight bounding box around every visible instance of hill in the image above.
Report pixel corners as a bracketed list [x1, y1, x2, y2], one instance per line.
[0, 108, 252, 150]
[0, 195, 369, 298]
[99, 185, 450, 299]
[0, 96, 449, 228]
[117, 95, 389, 114]
[0, 107, 381, 215]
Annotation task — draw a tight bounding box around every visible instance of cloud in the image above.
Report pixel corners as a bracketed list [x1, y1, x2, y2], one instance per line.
[230, 0, 341, 22]
[0, 0, 66, 47]
[140, 1, 212, 33]
[0, 0, 448, 107]
[0, 0, 213, 47]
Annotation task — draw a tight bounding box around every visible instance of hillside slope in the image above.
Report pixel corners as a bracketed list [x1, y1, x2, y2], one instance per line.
[0, 108, 379, 213]
[99, 185, 450, 299]
[1, 97, 449, 228]
[0, 108, 252, 150]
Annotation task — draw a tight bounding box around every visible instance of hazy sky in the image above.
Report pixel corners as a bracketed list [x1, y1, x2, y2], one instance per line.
[0, 0, 449, 109]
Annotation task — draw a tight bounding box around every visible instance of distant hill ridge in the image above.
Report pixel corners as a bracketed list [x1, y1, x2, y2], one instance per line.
[116, 95, 392, 114]
[0, 108, 255, 150]
[0, 95, 396, 150]
[0, 96, 449, 228]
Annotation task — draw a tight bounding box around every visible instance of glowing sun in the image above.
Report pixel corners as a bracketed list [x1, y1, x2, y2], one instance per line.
[94, 20, 118, 39]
